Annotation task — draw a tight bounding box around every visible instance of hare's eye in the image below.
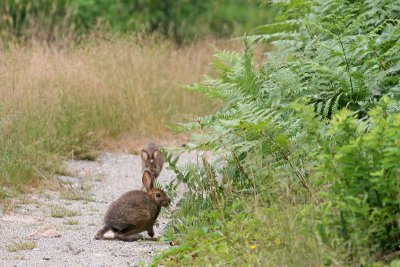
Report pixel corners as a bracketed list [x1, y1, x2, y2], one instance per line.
[156, 193, 161, 198]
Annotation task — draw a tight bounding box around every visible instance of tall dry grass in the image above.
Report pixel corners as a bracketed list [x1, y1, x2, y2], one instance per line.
[0, 37, 243, 195]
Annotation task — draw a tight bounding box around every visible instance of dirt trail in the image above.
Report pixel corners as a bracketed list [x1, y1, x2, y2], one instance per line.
[0, 152, 196, 267]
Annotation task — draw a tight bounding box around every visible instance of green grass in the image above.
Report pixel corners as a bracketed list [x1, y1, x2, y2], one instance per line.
[7, 241, 37, 252]
[60, 189, 94, 202]
[64, 219, 79, 225]
[153, 195, 332, 267]
[49, 205, 80, 218]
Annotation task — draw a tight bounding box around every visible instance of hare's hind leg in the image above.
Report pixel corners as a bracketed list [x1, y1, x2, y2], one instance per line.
[95, 226, 110, 240]
[147, 227, 155, 238]
[114, 226, 142, 241]
[115, 233, 142, 242]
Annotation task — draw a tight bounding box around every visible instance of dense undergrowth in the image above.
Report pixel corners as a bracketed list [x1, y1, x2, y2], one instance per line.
[156, 0, 400, 265]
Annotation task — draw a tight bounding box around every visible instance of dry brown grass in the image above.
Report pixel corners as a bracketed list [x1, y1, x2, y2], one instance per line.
[0, 37, 246, 192]
[0, 37, 247, 137]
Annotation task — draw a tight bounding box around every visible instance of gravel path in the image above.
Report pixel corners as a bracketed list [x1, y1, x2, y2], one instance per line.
[0, 152, 197, 267]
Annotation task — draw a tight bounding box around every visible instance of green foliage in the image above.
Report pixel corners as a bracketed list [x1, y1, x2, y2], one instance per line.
[248, 0, 400, 118]
[0, 0, 271, 43]
[158, 151, 329, 266]
[158, 0, 400, 265]
[317, 97, 400, 263]
[154, 199, 328, 266]
[185, 46, 323, 201]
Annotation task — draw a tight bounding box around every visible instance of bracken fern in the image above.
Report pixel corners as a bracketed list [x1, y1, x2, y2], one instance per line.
[160, 0, 400, 265]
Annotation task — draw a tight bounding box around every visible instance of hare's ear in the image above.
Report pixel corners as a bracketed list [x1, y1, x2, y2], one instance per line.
[142, 171, 153, 192]
[152, 150, 160, 160]
[141, 150, 149, 161]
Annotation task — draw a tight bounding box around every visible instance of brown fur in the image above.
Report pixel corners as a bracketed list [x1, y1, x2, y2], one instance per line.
[95, 170, 170, 241]
[141, 143, 165, 178]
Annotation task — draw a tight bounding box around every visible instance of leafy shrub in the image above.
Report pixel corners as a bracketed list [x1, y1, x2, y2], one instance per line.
[317, 97, 400, 262]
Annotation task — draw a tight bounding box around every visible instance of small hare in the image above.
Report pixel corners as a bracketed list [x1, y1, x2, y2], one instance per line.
[141, 143, 165, 179]
[95, 170, 171, 241]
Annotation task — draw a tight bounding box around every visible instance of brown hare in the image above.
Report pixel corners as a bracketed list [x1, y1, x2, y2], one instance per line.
[141, 143, 165, 179]
[95, 170, 171, 241]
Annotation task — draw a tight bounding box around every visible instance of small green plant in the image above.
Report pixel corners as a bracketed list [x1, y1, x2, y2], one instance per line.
[60, 189, 94, 202]
[50, 205, 80, 218]
[64, 219, 79, 225]
[7, 241, 37, 252]
[0, 188, 9, 200]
